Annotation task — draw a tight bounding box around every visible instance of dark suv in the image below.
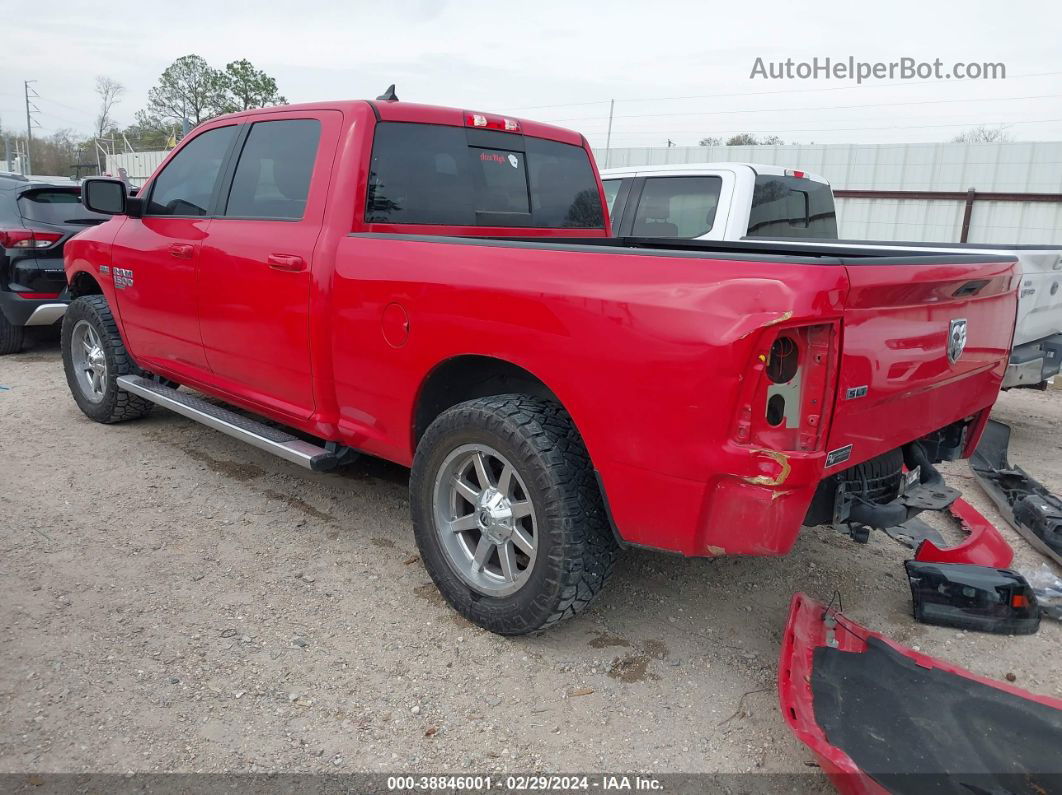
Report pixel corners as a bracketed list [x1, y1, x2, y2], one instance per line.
[0, 174, 108, 354]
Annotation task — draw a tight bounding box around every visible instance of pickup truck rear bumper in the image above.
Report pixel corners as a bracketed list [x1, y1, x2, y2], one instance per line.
[1002, 333, 1062, 388]
[600, 447, 829, 557]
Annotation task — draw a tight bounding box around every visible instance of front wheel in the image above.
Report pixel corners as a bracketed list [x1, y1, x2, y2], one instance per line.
[61, 295, 153, 423]
[410, 395, 618, 635]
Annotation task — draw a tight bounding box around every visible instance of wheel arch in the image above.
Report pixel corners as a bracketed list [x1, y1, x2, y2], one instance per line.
[68, 270, 104, 299]
[412, 355, 572, 449]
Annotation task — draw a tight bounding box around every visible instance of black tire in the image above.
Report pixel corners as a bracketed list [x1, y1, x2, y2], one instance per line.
[61, 295, 154, 423]
[410, 395, 618, 635]
[0, 311, 24, 355]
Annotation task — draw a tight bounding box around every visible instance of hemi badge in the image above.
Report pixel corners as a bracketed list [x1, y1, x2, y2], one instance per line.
[99, 265, 111, 274]
[845, 385, 868, 400]
[825, 444, 853, 468]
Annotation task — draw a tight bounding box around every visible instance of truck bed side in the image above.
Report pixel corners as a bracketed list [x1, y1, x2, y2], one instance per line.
[326, 235, 1017, 557]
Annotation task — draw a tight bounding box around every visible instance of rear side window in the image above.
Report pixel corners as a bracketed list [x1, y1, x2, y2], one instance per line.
[746, 175, 837, 239]
[365, 122, 603, 228]
[631, 176, 722, 238]
[18, 189, 107, 225]
[224, 119, 321, 220]
[146, 125, 237, 216]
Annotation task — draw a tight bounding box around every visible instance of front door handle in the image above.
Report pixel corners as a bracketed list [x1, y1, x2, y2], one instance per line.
[267, 254, 306, 272]
[169, 243, 194, 259]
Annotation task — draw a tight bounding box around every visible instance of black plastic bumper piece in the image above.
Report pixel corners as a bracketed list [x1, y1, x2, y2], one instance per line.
[971, 420, 1062, 560]
[905, 560, 1040, 635]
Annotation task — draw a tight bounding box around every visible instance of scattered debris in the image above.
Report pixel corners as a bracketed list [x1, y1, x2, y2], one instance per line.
[971, 420, 1062, 565]
[904, 561, 1040, 634]
[780, 593, 1062, 793]
[1021, 562, 1062, 620]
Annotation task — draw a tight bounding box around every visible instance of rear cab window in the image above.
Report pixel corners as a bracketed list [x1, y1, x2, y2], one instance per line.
[18, 189, 108, 226]
[365, 122, 604, 229]
[746, 174, 837, 239]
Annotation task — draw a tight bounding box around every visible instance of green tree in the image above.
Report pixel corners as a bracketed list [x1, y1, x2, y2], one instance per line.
[726, 133, 759, 146]
[146, 54, 226, 127]
[126, 111, 177, 150]
[218, 59, 287, 113]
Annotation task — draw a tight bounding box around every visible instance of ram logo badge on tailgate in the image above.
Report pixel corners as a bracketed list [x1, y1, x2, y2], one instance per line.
[947, 318, 968, 364]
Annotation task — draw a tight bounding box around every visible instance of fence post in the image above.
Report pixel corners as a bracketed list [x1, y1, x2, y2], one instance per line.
[959, 187, 976, 243]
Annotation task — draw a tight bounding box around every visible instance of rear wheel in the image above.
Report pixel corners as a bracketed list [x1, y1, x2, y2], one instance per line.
[61, 295, 153, 423]
[0, 311, 24, 355]
[410, 395, 618, 635]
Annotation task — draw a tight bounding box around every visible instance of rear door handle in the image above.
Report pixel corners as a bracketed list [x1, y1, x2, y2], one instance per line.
[267, 254, 306, 272]
[169, 243, 194, 259]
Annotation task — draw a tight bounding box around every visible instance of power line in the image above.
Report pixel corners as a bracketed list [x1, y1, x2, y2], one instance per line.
[584, 117, 1062, 141]
[500, 70, 1062, 112]
[542, 94, 1060, 124]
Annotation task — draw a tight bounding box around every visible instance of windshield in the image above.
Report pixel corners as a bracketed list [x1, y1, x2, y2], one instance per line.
[18, 188, 109, 226]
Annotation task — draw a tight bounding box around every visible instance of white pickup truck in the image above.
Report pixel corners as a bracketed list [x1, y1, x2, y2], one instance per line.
[601, 162, 1062, 389]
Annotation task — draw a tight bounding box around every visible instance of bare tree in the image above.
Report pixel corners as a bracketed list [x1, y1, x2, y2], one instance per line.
[95, 76, 124, 138]
[951, 125, 1012, 144]
[698, 136, 721, 147]
[726, 133, 759, 146]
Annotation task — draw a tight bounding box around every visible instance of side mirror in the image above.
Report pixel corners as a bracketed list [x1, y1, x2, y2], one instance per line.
[82, 178, 141, 217]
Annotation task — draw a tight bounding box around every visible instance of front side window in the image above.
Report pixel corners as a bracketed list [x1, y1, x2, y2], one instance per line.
[631, 176, 722, 238]
[146, 125, 237, 216]
[365, 122, 603, 228]
[224, 120, 321, 220]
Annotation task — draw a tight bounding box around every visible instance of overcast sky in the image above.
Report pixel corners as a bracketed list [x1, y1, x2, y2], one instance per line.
[1, 0, 1060, 148]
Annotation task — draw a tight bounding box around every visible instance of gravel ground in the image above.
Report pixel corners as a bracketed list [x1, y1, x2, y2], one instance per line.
[2, 334, 1060, 780]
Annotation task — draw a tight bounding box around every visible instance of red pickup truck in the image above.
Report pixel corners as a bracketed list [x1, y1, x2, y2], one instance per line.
[64, 97, 1018, 634]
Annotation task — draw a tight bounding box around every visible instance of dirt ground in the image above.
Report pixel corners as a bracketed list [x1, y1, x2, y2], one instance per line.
[2, 333, 1061, 781]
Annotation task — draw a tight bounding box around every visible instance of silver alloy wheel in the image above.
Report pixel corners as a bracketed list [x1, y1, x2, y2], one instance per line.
[70, 319, 108, 403]
[432, 443, 538, 597]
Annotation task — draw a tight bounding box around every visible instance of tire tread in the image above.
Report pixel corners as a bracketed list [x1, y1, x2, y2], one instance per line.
[411, 394, 619, 635]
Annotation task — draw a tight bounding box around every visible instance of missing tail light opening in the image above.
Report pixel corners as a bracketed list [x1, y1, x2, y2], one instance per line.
[733, 322, 839, 453]
[766, 335, 799, 383]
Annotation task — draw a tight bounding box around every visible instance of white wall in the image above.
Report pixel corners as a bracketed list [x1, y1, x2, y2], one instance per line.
[106, 150, 168, 186]
[595, 142, 1062, 244]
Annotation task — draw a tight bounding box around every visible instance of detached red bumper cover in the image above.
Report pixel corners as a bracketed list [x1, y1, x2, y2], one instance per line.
[778, 593, 1062, 794]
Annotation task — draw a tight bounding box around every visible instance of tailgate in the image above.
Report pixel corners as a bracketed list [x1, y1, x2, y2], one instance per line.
[825, 257, 1017, 467]
[1014, 250, 1062, 346]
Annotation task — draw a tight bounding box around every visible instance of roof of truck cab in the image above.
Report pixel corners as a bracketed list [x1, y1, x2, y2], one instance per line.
[208, 100, 587, 147]
[600, 162, 830, 184]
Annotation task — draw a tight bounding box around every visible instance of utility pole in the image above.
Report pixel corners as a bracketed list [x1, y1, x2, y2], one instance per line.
[24, 80, 39, 176]
[604, 99, 615, 168]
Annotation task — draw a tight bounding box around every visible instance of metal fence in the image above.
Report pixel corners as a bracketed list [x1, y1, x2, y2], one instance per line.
[110, 142, 1062, 244]
[106, 150, 168, 186]
[595, 141, 1062, 244]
